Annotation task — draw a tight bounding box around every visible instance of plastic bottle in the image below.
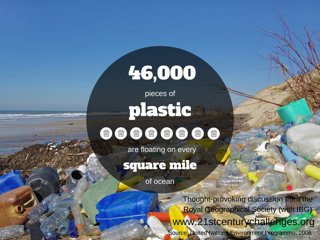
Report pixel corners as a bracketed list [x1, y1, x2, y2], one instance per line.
[68, 219, 78, 238]
[72, 177, 88, 231]
[285, 162, 303, 189]
[100, 220, 145, 240]
[270, 210, 317, 232]
[28, 203, 48, 220]
[147, 216, 170, 239]
[86, 153, 110, 181]
[169, 205, 188, 240]
[159, 194, 186, 212]
[57, 219, 69, 236]
[48, 198, 73, 212]
[73, 176, 88, 203]
[217, 162, 250, 188]
[246, 173, 286, 196]
[101, 219, 143, 239]
[40, 208, 70, 239]
[0, 225, 24, 240]
[304, 164, 320, 180]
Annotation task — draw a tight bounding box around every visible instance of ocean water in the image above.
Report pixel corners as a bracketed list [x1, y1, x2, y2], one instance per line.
[0, 111, 87, 155]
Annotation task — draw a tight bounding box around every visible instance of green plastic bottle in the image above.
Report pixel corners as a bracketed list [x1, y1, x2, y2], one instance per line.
[270, 210, 317, 232]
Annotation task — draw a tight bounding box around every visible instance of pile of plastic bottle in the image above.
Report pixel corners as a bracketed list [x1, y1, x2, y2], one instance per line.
[1, 103, 320, 239]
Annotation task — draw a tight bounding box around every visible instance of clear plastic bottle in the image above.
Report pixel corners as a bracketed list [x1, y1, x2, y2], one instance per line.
[48, 198, 73, 212]
[284, 162, 303, 189]
[100, 219, 144, 239]
[246, 173, 286, 196]
[159, 194, 186, 212]
[86, 153, 110, 181]
[72, 176, 88, 231]
[217, 162, 250, 188]
[40, 208, 70, 239]
[28, 203, 48, 220]
[42, 193, 59, 207]
[73, 176, 88, 202]
[100, 220, 145, 240]
[0, 225, 24, 240]
[57, 218, 69, 236]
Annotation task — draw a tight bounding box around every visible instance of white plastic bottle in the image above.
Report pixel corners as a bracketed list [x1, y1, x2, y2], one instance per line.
[100, 220, 145, 240]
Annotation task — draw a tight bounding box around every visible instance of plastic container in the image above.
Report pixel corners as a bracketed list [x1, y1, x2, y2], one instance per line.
[0, 170, 25, 195]
[169, 205, 188, 240]
[26, 167, 59, 202]
[100, 219, 145, 240]
[0, 186, 38, 227]
[0, 225, 24, 239]
[81, 176, 118, 224]
[277, 98, 312, 124]
[96, 191, 158, 230]
[304, 164, 320, 180]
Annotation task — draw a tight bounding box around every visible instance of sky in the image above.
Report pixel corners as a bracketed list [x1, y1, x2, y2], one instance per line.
[0, 0, 319, 111]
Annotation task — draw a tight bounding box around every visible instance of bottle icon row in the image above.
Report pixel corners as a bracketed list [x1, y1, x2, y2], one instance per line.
[100, 127, 220, 141]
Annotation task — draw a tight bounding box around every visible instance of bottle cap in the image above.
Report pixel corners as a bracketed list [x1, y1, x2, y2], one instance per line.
[164, 234, 171, 240]
[311, 210, 317, 217]
[286, 184, 293, 191]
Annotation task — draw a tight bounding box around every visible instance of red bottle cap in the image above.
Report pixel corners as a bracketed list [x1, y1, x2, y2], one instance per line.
[286, 184, 293, 191]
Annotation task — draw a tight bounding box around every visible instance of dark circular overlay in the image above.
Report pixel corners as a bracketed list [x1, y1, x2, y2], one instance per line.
[87, 46, 234, 193]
